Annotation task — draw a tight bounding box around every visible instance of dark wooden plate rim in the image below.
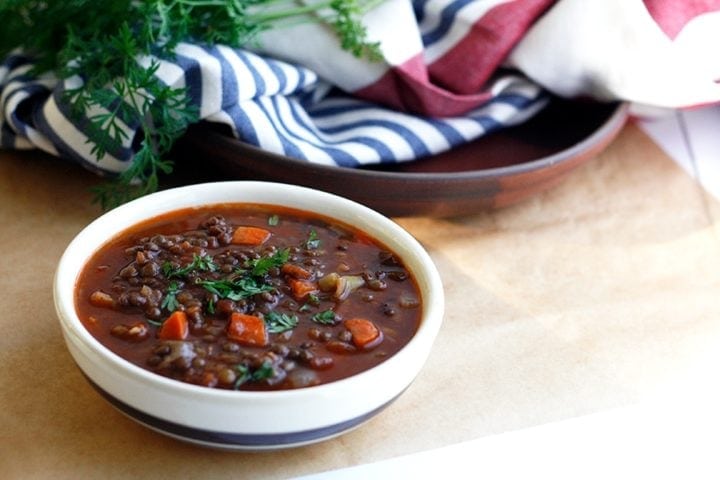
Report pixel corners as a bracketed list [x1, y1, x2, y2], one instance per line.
[197, 102, 628, 183]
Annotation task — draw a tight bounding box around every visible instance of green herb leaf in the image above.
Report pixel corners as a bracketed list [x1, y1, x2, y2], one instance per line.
[299, 293, 321, 312]
[267, 214, 279, 226]
[252, 361, 276, 381]
[164, 254, 217, 278]
[206, 297, 216, 315]
[330, 0, 383, 60]
[234, 365, 251, 389]
[305, 229, 320, 250]
[312, 309, 337, 325]
[197, 276, 273, 300]
[246, 248, 289, 276]
[264, 311, 298, 333]
[234, 360, 276, 389]
[160, 281, 181, 311]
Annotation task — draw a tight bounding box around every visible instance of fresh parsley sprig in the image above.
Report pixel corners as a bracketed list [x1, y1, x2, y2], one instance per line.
[197, 277, 273, 301]
[246, 248, 290, 276]
[234, 360, 276, 388]
[161, 281, 182, 311]
[312, 309, 337, 325]
[162, 253, 218, 278]
[0, 0, 384, 209]
[186, 249, 288, 301]
[264, 311, 299, 333]
[305, 229, 321, 250]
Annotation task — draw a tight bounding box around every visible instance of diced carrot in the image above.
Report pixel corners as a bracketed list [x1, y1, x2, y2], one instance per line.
[158, 310, 189, 340]
[231, 226, 271, 246]
[287, 277, 318, 300]
[281, 263, 312, 279]
[227, 312, 268, 347]
[344, 318, 383, 349]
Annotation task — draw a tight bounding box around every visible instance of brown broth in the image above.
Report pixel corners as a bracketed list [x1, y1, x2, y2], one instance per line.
[75, 204, 422, 391]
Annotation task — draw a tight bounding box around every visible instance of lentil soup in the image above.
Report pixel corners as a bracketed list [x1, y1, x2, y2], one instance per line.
[75, 204, 422, 391]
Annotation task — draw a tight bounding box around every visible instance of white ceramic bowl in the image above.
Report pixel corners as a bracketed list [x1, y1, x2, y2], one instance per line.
[54, 181, 444, 450]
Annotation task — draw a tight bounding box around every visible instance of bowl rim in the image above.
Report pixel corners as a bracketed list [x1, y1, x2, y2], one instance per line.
[54, 181, 445, 405]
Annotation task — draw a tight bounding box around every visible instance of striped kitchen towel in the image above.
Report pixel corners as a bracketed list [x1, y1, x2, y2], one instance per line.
[2, 0, 720, 176]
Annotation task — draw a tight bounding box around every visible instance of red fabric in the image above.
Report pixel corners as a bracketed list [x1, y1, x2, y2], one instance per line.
[429, 0, 555, 95]
[355, 0, 554, 117]
[643, 0, 720, 38]
[355, 0, 720, 116]
[355, 54, 493, 116]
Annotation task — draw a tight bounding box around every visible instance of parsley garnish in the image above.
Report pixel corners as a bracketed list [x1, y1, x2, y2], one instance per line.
[187, 250, 286, 302]
[197, 277, 272, 301]
[253, 361, 276, 381]
[0, 1, 383, 209]
[299, 293, 321, 312]
[234, 361, 276, 389]
[234, 365, 251, 388]
[312, 309, 337, 325]
[305, 229, 321, 250]
[246, 248, 289, 276]
[161, 281, 181, 311]
[264, 311, 299, 333]
[163, 253, 217, 278]
[267, 214, 279, 226]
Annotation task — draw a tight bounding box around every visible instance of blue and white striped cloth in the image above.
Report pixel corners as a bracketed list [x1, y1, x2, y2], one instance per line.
[0, 0, 551, 176]
[0, 46, 546, 175]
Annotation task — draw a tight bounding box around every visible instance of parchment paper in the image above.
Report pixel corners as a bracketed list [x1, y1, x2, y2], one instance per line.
[2, 123, 719, 479]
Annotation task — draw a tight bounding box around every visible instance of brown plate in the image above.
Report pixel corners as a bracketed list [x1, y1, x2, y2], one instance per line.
[177, 98, 628, 217]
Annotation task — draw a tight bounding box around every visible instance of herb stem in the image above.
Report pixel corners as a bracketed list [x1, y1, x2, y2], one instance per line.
[248, 1, 336, 23]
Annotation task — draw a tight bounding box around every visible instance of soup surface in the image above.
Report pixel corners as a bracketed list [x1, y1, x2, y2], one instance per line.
[75, 204, 422, 391]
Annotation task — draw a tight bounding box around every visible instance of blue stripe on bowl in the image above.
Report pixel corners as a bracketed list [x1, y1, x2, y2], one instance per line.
[84, 375, 403, 450]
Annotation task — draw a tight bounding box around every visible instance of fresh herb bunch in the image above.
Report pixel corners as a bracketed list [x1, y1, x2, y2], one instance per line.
[0, 0, 383, 209]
